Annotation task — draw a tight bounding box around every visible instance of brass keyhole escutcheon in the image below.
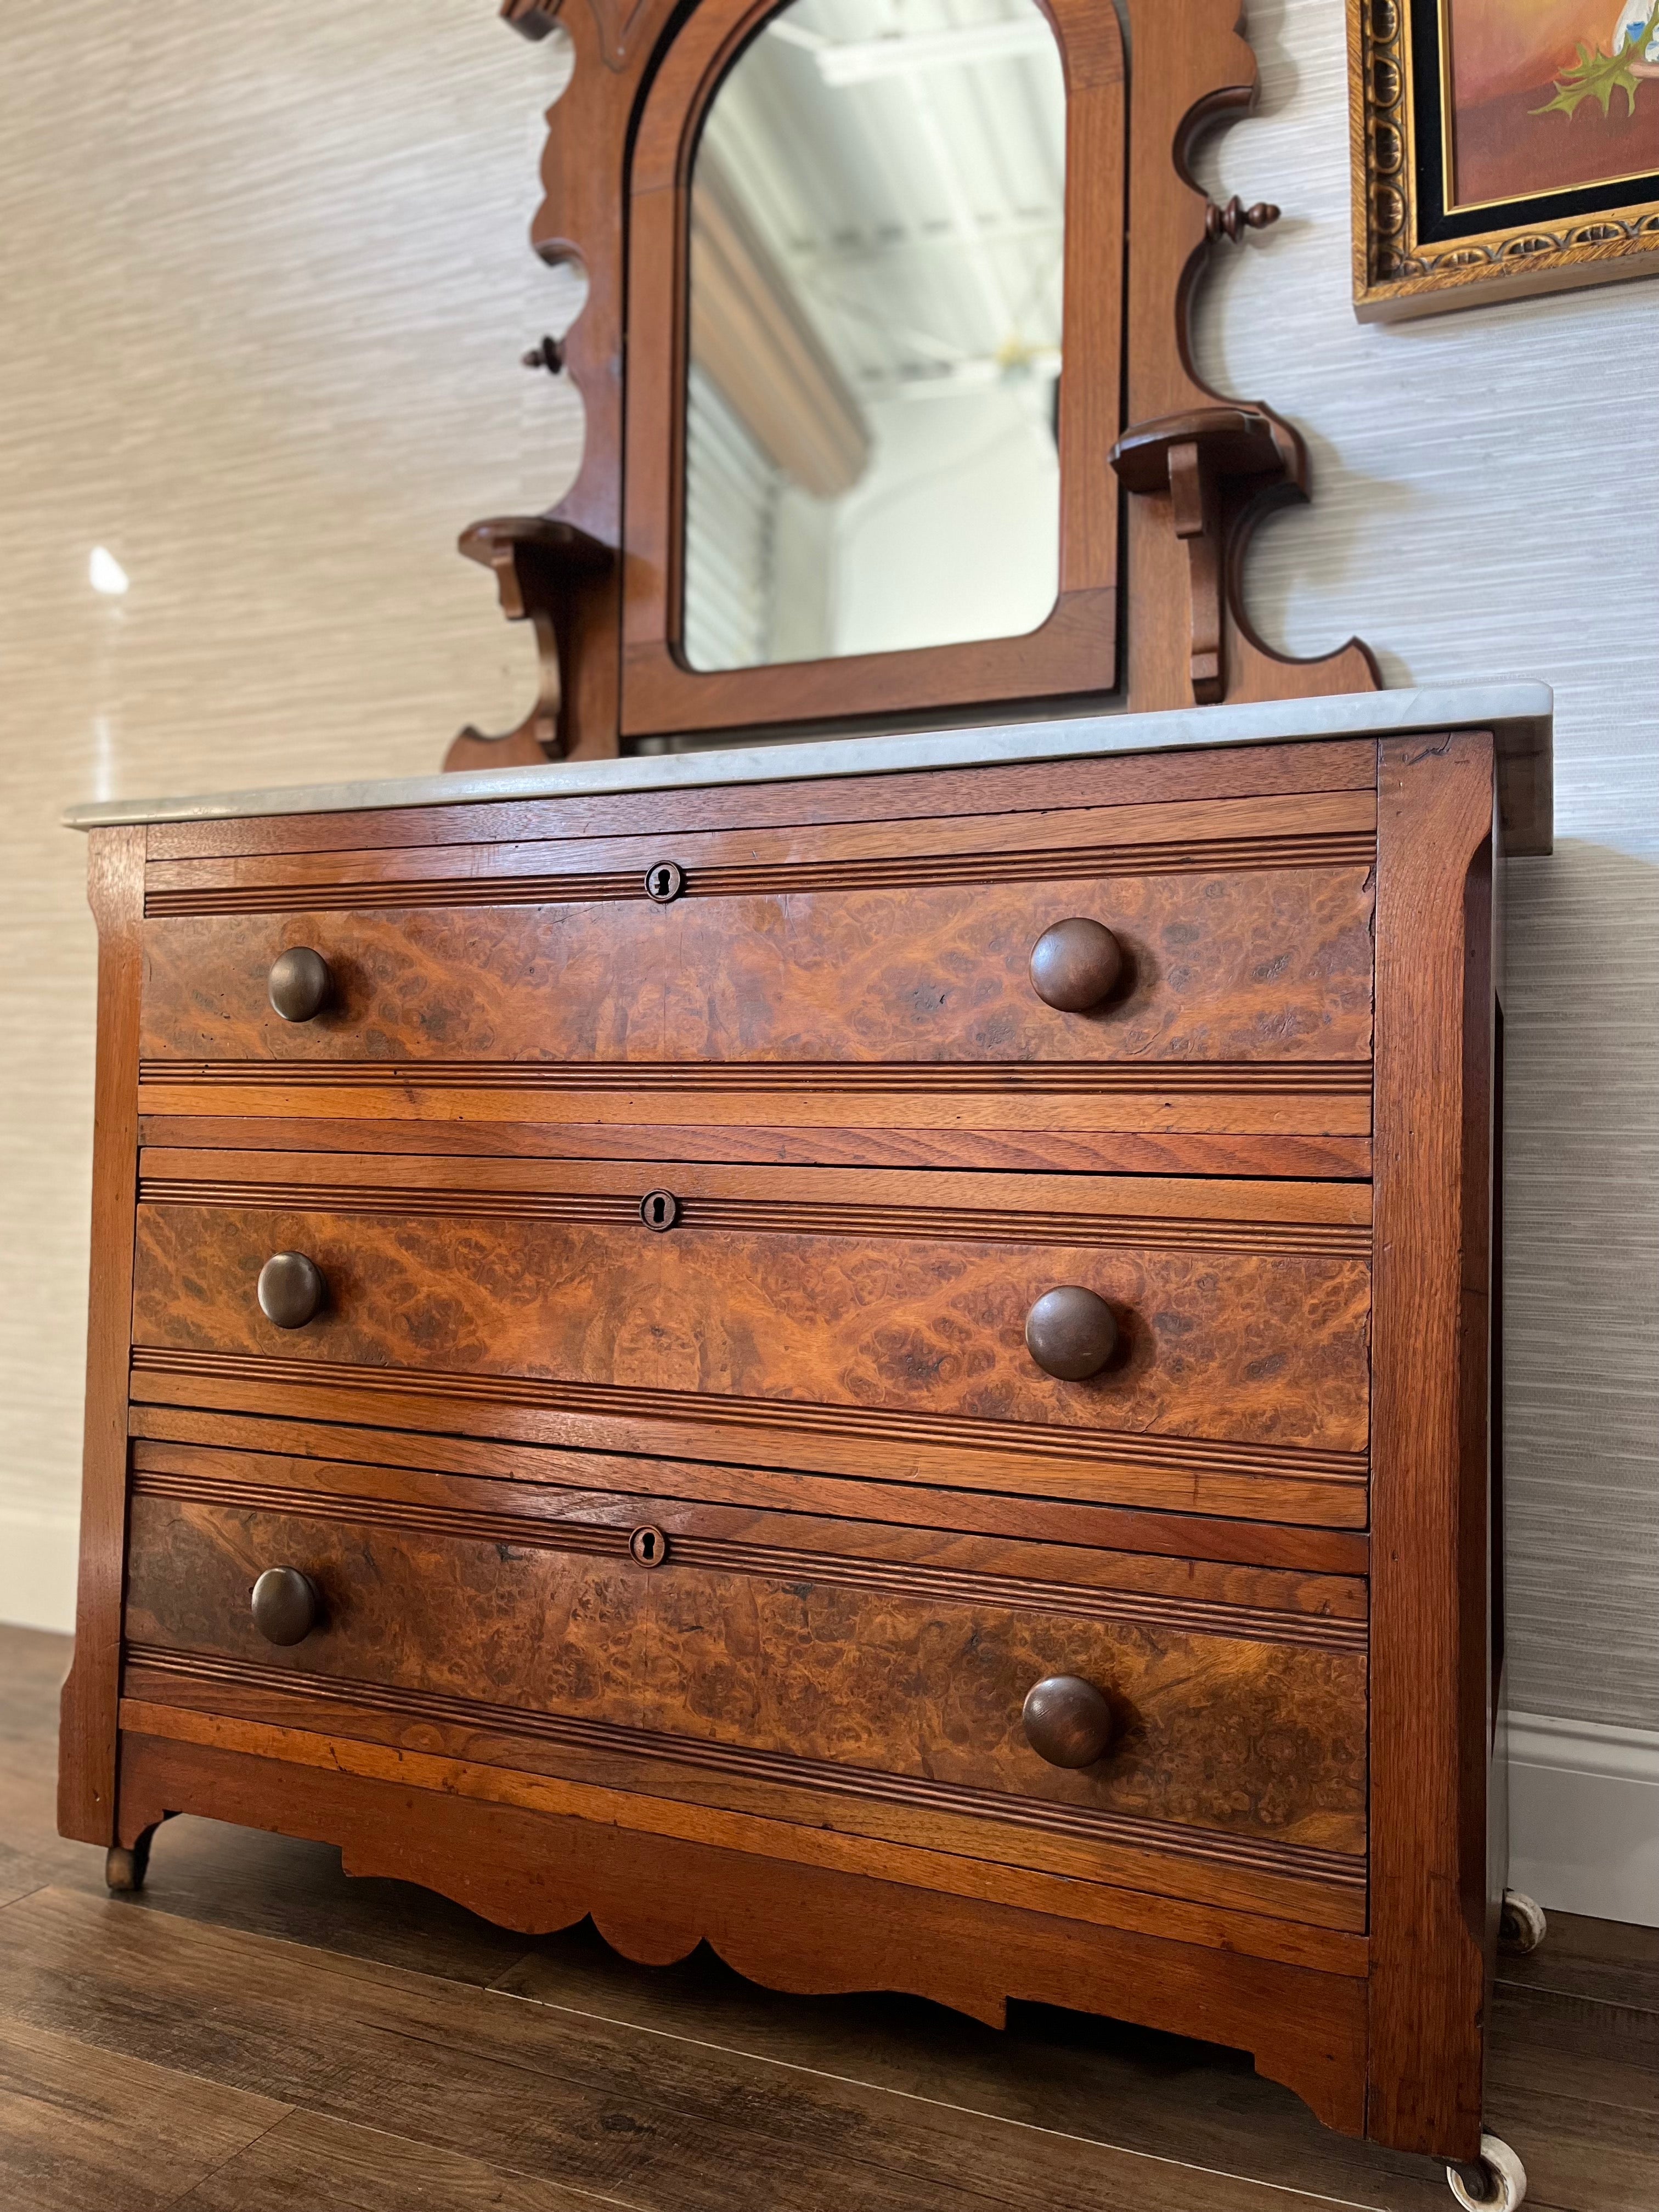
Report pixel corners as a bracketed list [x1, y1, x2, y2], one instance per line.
[629, 1524, 669, 1569]
[640, 1189, 681, 1231]
[644, 861, 685, 903]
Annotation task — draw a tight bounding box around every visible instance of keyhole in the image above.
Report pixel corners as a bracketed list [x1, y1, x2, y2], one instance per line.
[639, 1189, 680, 1231]
[629, 1523, 669, 1569]
[640, 1531, 657, 1561]
[643, 860, 685, 903]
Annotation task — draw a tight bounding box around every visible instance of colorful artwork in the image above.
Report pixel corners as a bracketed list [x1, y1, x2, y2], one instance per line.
[1446, 0, 1659, 204]
[1350, 0, 1659, 318]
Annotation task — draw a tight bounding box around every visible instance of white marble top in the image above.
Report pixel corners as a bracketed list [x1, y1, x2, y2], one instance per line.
[63, 681, 1553, 830]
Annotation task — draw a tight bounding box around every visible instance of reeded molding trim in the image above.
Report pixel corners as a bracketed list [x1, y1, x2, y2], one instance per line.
[129, 1467, 1367, 1652]
[127, 1347, 1370, 1491]
[123, 1644, 1365, 1892]
[143, 829, 1376, 916]
[136, 1175, 1372, 1259]
[136, 1058, 1375, 1098]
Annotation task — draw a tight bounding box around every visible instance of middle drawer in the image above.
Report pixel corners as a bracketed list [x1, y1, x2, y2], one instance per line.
[131, 1152, 1372, 1527]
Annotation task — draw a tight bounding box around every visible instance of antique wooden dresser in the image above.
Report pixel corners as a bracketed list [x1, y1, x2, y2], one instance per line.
[58, 0, 1561, 2197]
[62, 687, 1551, 2199]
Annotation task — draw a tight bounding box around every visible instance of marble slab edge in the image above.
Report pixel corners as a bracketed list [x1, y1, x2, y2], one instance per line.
[63, 681, 1555, 854]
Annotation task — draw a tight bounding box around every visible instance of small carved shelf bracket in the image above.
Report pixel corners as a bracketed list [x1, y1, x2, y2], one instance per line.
[1109, 406, 1301, 706]
[443, 516, 614, 773]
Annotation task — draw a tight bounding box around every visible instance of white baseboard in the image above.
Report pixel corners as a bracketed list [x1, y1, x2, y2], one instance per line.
[0, 1510, 79, 1635]
[1508, 1708, 1659, 1929]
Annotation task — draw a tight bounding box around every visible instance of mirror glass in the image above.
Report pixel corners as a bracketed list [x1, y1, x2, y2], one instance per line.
[682, 0, 1066, 672]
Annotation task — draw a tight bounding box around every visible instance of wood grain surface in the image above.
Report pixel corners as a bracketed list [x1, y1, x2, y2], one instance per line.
[132, 1067, 1375, 1143]
[56, 827, 145, 1847]
[125, 1435, 1369, 1613]
[126, 1412, 1375, 1576]
[128, 1195, 1372, 1458]
[136, 1109, 1374, 1180]
[119, 1691, 1364, 1942]
[1120, 0, 1376, 714]
[122, 1492, 1368, 1861]
[6, 1867, 1373, 2171]
[125, 1355, 1370, 1526]
[142, 788, 1377, 901]
[138, 865, 1375, 1073]
[1367, 730, 1498, 2163]
[142, 738, 1381, 864]
[119, 1676, 1366, 1940]
[5, 1620, 1641, 2211]
[134, 1149, 1375, 1224]
[0, 2014, 291, 2212]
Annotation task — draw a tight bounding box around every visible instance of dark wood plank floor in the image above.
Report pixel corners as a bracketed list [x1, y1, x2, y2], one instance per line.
[3, 1624, 1654, 2211]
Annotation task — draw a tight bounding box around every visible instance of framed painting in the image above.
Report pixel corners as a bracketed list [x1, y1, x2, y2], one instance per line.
[1351, 0, 1659, 317]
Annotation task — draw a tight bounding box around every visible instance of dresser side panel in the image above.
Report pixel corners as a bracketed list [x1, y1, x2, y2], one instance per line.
[1368, 731, 1497, 2160]
[59, 825, 146, 1843]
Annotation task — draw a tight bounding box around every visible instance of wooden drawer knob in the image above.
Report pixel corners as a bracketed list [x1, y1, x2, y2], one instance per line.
[1023, 1675, 1116, 1768]
[250, 1567, 320, 1646]
[257, 1251, 326, 1329]
[1024, 1285, 1118, 1379]
[1029, 918, 1122, 1012]
[268, 947, 334, 1023]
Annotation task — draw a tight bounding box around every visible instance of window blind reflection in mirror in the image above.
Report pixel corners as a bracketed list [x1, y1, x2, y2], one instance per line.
[683, 0, 1066, 672]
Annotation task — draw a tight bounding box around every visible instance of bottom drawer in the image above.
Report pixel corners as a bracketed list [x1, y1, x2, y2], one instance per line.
[121, 1445, 1368, 1927]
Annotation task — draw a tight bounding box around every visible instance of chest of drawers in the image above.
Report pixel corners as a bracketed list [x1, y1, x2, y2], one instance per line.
[60, 695, 1551, 2176]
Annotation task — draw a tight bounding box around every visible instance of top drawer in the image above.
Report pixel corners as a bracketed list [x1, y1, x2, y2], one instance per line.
[139, 792, 1375, 1074]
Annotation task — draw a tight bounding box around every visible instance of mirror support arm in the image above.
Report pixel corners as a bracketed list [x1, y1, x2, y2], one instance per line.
[443, 516, 616, 771]
[1109, 405, 1299, 706]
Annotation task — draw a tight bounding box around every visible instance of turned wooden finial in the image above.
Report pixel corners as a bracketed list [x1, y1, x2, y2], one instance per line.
[1206, 196, 1282, 244]
[521, 335, 565, 375]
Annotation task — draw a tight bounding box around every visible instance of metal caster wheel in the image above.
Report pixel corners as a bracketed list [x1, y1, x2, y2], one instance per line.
[104, 1828, 155, 1894]
[1499, 1889, 1547, 1955]
[1447, 2134, 1527, 2210]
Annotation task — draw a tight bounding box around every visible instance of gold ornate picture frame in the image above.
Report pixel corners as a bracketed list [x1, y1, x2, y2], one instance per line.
[1350, 0, 1659, 319]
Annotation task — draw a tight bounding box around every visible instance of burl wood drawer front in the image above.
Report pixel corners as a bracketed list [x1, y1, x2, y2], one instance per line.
[138, 794, 1375, 1116]
[129, 1153, 1373, 1526]
[120, 1475, 1367, 1918]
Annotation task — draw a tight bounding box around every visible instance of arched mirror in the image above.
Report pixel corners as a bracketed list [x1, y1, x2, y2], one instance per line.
[620, 0, 1125, 740]
[681, 0, 1067, 672]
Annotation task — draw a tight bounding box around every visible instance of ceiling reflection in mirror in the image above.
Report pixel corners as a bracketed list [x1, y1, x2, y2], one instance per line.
[682, 0, 1065, 673]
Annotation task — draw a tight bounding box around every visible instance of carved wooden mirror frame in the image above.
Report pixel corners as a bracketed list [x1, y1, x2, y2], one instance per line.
[448, 0, 1378, 769]
[621, 0, 1122, 740]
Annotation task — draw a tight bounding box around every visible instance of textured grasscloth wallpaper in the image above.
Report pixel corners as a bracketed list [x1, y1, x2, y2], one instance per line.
[2, 3, 1654, 1732]
[0, 3, 584, 1626]
[1197, 0, 1658, 1729]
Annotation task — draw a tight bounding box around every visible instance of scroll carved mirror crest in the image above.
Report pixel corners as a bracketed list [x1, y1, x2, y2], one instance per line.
[446, 0, 1378, 769]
